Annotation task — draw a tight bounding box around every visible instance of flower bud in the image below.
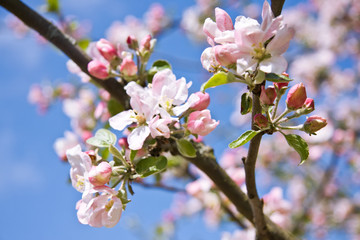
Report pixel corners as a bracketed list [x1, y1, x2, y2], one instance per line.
[303, 98, 315, 113]
[286, 83, 307, 109]
[120, 58, 138, 76]
[140, 34, 152, 50]
[96, 38, 117, 61]
[118, 137, 129, 149]
[187, 110, 219, 136]
[190, 92, 210, 111]
[274, 82, 289, 90]
[88, 161, 112, 186]
[253, 114, 268, 128]
[88, 60, 109, 79]
[303, 116, 327, 135]
[126, 35, 139, 50]
[260, 86, 277, 105]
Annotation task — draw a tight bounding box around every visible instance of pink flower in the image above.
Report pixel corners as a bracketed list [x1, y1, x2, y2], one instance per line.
[286, 83, 307, 109]
[96, 38, 117, 61]
[260, 86, 277, 105]
[77, 186, 122, 228]
[187, 110, 219, 136]
[190, 92, 210, 111]
[88, 162, 112, 187]
[88, 60, 109, 79]
[149, 115, 172, 138]
[120, 58, 138, 76]
[303, 115, 327, 135]
[303, 98, 315, 113]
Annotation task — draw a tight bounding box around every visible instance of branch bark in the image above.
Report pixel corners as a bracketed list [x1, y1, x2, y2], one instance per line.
[0, 0, 129, 108]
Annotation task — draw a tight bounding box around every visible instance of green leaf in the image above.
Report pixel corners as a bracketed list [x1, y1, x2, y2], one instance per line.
[147, 60, 172, 83]
[265, 73, 293, 83]
[135, 156, 167, 177]
[86, 129, 117, 147]
[107, 98, 124, 116]
[130, 150, 137, 162]
[46, 0, 60, 13]
[229, 130, 260, 148]
[77, 39, 90, 50]
[176, 139, 196, 158]
[241, 92, 252, 115]
[282, 133, 309, 165]
[201, 72, 236, 91]
[108, 144, 125, 164]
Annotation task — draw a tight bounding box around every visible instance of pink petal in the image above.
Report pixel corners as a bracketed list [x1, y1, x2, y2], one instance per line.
[128, 126, 151, 150]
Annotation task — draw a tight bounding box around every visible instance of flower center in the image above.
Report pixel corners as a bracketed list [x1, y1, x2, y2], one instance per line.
[251, 42, 271, 62]
[135, 114, 146, 125]
[105, 199, 114, 212]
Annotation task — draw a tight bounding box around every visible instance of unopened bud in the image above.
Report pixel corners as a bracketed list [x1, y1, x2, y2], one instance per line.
[260, 86, 277, 105]
[254, 114, 268, 128]
[120, 58, 138, 76]
[88, 60, 109, 79]
[88, 161, 112, 186]
[118, 137, 129, 149]
[126, 35, 138, 50]
[303, 98, 315, 113]
[286, 83, 307, 109]
[96, 38, 117, 61]
[190, 92, 210, 111]
[140, 34, 152, 50]
[303, 115, 327, 135]
[274, 82, 289, 90]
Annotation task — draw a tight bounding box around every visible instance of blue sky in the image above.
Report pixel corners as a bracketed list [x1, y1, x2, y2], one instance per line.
[0, 1, 302, 240]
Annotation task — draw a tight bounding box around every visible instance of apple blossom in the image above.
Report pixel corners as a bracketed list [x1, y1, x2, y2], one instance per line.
[187, 110, 219, 136]
[303, 115, 327, 135]
[190, 92, 210, 111]
[260, 85, 277, 105]
[96, 38, 118, 61]
[120, 58, 137, 76]
[253, 113, 268, 128]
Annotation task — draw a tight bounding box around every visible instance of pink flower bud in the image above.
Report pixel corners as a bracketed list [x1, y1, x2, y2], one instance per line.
[253, 114, 268, 128]
[140, 34, 152, 50]
[274, 82, 289, 90]
[96, 38, 117, 61]
[260, 86, 277, 105]
[88, 162, 112, 187]
[303, 115, 327, 135]
[88, 60, 109, 79]
[118, 137, 129, 149]
[120, 58, 138, 76]
[126, 35, 139, 50]
[303, 98, 315, 113]
[187, 110, 219, 136]
[190, 92, 210, 111]
[286, 83, 307, 109]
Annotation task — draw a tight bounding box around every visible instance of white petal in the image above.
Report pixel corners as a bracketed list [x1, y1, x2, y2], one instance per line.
[128, 126, 150, 150]
[259, 55, 288, 74]
[109, 110, 136, 131]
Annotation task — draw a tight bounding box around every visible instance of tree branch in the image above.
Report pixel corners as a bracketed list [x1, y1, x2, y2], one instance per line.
[271, 0, 286, 17]
[0, 0, 129, 108]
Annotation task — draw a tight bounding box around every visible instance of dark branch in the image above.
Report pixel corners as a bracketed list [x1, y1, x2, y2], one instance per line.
[271, 0, 286, 17]
[0, 0, 129, 108]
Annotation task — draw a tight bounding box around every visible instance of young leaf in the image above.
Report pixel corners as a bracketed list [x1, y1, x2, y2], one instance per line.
[201, 72, 236, 91]
[107, 98, 124, 116]
[135, 156, 167, 177]
[241, 92, 252, 115]
[130, 150, 137, 162]
[265, 73, 292, 83]
[86, 129, 117, 147]
[229, 130, 260, 148]
[176, 139, 196, 158]
[147, 60, 172, 83]
[282, 133, 309, 165]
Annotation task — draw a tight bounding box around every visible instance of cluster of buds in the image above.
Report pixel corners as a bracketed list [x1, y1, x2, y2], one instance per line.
[253, 78, 326, 136]
[87, 35, 156, 81]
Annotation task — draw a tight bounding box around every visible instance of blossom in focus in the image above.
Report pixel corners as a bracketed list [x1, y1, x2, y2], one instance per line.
[201, 1, 295, 75]
[260, 85, 277, 105]
[96, 38, 118, 61]
[253, 113, 268, 128]
[66, 144, 92, 192]
[187, 110, 219, 136]
[120, 58, 137, 76]
[76, 186, 122, 228]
